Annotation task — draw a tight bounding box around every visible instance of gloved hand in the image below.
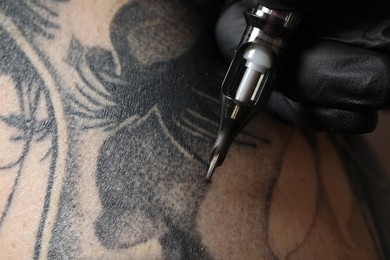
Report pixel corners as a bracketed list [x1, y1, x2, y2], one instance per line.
[216, 0, 390, 133]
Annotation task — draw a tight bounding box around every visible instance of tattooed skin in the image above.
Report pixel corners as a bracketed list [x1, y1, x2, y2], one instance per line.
[0, 0, 388, 259]
[53, 1, 225, 258]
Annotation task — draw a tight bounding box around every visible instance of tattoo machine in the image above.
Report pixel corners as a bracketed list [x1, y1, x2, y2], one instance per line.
[206, 3, 302, 180]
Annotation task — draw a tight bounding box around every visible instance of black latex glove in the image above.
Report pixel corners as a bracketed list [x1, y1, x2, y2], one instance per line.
[216, 0, 390, 133]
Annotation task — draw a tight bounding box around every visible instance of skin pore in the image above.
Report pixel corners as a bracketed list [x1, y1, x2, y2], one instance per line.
[0, 0, 385, 259]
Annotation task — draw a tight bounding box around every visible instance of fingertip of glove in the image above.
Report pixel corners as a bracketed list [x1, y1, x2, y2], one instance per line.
[267, 92, 379, 134]
[344, 111, 378, 134]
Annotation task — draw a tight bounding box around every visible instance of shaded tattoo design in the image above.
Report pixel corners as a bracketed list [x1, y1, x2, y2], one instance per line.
[1, 0, 388, 259]
[1, 0, 238, 258]
[51, 1, 226, 258]
[49, 1, 269, 258]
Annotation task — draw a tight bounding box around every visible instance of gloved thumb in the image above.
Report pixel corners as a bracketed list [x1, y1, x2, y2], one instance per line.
[215, 1, 246, 61]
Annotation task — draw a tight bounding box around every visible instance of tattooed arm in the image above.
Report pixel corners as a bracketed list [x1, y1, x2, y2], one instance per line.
[0, 0, 388, 259]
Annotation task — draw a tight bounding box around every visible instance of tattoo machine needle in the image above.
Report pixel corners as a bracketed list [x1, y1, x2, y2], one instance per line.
[206, 3, 302, 181]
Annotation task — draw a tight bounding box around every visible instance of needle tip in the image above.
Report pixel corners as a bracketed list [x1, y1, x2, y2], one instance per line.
[206, 154, 219, 182]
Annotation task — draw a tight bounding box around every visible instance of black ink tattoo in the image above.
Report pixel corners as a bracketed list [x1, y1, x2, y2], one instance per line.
[1, 0, 265, 258]
[0, 1, 67, 259]
[0, 0, 65, 39]
[50, 1, 225, 258]
[2, 0, 386, 258]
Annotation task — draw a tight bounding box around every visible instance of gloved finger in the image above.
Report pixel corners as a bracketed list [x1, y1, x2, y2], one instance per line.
[279, 39, 390, 111]
[267, 91, 378, 133]
[215, 1, 247, 61]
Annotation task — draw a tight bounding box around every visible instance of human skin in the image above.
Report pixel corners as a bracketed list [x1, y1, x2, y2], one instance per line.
[0, 0, 386, 259]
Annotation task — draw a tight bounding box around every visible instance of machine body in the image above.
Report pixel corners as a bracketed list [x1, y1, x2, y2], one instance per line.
[206, 3, 302, 180]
